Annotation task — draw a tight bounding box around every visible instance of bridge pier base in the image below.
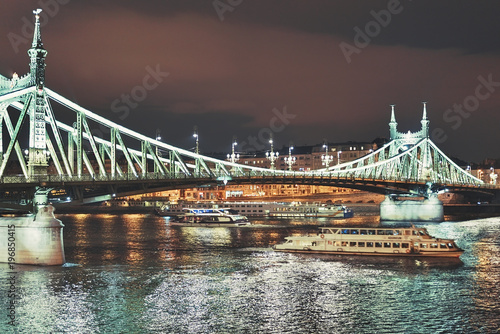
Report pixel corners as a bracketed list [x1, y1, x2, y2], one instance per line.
[0, 193, 65, 266]
[380, 195, 444, 222]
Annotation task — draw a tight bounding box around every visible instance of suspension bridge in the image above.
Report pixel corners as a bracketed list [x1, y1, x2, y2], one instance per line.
[1, 9, 498, 265]
[0, 9, 496, 209]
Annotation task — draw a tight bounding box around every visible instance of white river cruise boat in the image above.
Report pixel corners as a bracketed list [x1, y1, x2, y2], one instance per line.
[170, 208, 251, 227]
[156, 201, 353, 218]
[273, 226, 464, 258]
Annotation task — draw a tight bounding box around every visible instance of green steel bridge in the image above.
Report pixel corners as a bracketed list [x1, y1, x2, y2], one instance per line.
[0, 9, 495, 209]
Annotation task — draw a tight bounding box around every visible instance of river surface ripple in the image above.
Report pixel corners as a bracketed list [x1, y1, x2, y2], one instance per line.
[1, 213, 499, 333]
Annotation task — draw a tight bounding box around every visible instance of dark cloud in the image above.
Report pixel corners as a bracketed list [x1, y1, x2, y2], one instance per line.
[0, 1, 499, 162]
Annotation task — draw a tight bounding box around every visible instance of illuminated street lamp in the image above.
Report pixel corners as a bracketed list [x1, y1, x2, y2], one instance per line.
[337, 150, 342, 165]
[193, 126, 199, 154]
[321, 142, 333, 167]
[266, 137, 279, 170]
[284, 143, 296, 171]
[490, 167, 497, 185]
[227, 137, 240, 164]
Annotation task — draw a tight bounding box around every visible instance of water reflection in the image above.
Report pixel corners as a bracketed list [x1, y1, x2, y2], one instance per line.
[0, 214, 498, 333]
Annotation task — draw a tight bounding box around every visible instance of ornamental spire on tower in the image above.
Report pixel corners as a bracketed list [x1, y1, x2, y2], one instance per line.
[389, 104, 398, 140]
[27, 8, 49, 176]
[422, 101, 427, 120]
[28, 8, 47, 87]
[421, 102, 429, 138]
[31, 9, 44, 49]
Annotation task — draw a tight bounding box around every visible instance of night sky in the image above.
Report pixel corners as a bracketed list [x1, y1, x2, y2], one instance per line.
[1, 1, 500, 163]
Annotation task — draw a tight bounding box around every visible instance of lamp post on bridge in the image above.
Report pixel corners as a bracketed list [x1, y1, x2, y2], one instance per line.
[284, 143, 296, 171]
[266, 136, 279, 170]
[337, 150, 342, 166]
[227, 137, 240, 164]
[193, 126, 199, 155]
[490, 167, 497, 185]
[321, 142, 333, 168]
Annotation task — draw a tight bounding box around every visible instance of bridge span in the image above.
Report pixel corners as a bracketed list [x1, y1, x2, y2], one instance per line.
[0, 9, 496, 209]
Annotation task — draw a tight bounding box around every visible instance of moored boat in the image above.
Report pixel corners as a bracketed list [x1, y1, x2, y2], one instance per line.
[273, 226, 464, 257]
[268, 203, 353, 218]
[156, 201, 353, 218]
[170, 208, 251, 227]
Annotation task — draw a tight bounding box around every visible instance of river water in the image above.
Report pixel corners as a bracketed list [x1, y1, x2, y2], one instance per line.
[0, 212, 499, 333]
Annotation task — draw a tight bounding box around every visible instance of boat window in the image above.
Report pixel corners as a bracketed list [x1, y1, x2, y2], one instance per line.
[350, 242, 356, 247]
[377, 230, 385, 235]
[341, 241, 348, 247]
[419, 230, 427, 236]
[420, 243, 427, 249]
[402, 243, 409, 249]
[385, 230, 394, 235]
[430, 243, 438, 249]
[440, 243, 448, 249]
[383, 242, 391, 248]
[342, 229, 350, 234]
[412, 230, 418, 235]
[350, 229, 359, 235]
[393, 242, 400, 248]
[404, 230, 411, 235]
[394, 230, 401, 235]
[367, 242, 374, 247]
[375, 242, 382, 248]
[447, 243, 454, 248]
[368, 230, 375, 235]
[324, 229, 333, 234]
[358, 242, 365, 247]
[360, 230, 367, 235]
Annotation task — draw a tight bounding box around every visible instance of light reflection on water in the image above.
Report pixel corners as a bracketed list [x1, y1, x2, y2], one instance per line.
[0, 214, 499, 333]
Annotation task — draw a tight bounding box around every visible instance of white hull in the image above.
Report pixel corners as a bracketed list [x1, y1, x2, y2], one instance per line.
[170, 222, 251, 227]
[273, 248, 463, 258]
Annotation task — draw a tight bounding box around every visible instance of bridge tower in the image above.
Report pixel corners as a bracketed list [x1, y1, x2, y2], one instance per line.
[27, 8, 49, 177]
[0, 9, 65, 266]
[381, 102, 443, 222]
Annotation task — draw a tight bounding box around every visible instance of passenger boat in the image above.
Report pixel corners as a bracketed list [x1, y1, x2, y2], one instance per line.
[156, 201, 353, 218]
[169, 208, 251, 227]
[268, 203, 353, 218]
[273, 226, 464, 257]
